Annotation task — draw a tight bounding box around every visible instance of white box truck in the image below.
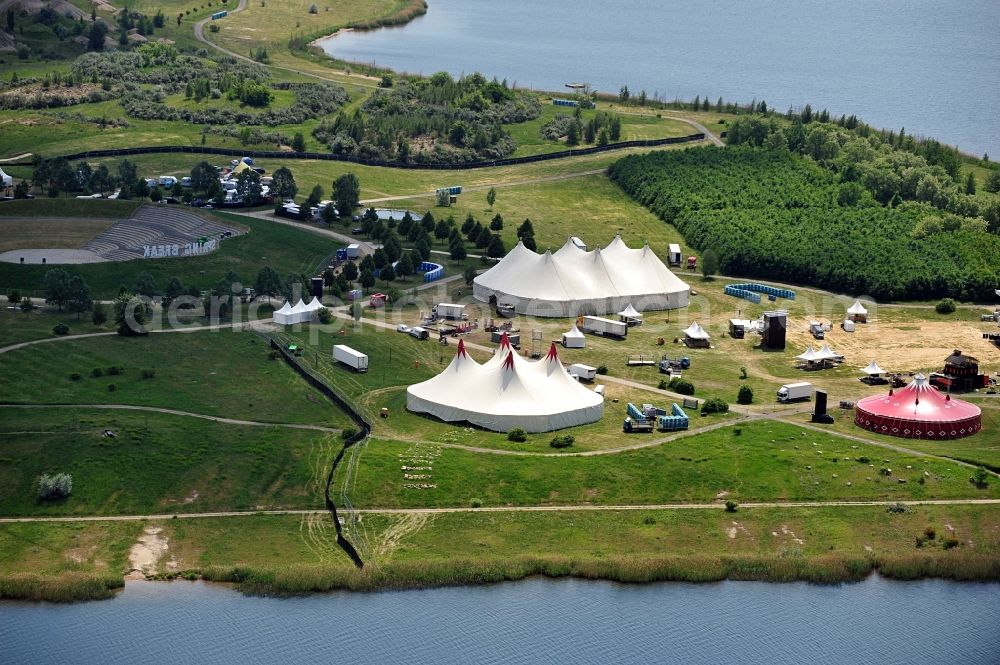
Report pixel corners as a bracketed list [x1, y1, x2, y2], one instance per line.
[434, 303, 466, 320]
[345, 243, 361, 260]
[581, 315, 627, 339]
[777, 382, 812, 403]
[668, 243, 682, 266]
[333, 344, 368, 372]
[568, 363, 598, 381]
[409, 326, 429, 340]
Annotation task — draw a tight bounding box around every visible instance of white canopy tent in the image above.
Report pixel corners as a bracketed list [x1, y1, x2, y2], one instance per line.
[847, 300, 869, 322]
[0, 168, 12, 188]
[861, 360, 886, 376]
[473, 235, 689, 317]
[796, 346, 819, 363]
[683, 321, 710, 347]
[561, 324, 586, 349]
[407, 336, 604, 433]
[815, 345, 843, 362]
[272, 301, 295, 325]
[618, 303, 643, 324]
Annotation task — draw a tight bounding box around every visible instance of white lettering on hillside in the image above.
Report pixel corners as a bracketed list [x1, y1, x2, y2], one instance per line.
[141, 239, 218, 259]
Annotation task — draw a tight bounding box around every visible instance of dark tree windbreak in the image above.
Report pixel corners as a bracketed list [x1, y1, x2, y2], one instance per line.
[609, 146, 1000, 301]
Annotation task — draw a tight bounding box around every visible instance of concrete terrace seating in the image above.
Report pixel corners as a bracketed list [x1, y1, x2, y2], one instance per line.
[81, 205, 243, 261]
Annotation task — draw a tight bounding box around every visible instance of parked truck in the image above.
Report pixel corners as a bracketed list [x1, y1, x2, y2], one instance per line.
[808, 321, 825, 340]
[568, 363, 598, 382]
[333, 344, 368, 372]
[581, 315, 627, 339]
[658, 356, 691, 373]
[434, 303, 466, 320]
[777, 382, 813, 403]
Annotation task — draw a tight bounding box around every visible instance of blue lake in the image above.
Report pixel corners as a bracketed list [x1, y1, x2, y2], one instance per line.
[320, 0, 1000, 157]
[2, 576, 999, 664]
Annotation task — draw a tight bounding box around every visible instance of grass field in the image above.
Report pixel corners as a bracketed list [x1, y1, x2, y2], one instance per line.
[0, 306, 115, 347]
[0, 408, 335, 516]
[0, 329, 346, 426]
[0, 204, 337, 299]
[0, 217, 116, 253]
[339, 420, 1000, 509]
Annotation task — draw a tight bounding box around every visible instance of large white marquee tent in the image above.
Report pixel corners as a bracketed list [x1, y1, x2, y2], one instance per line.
[473, 235, 690, 317]
[406, 335, 604, 432]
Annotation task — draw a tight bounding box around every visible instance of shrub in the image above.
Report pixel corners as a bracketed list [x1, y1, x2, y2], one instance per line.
[724, 499, 738, 513]
[856, 456, 871, 464]
[550, 434, 575, 449]
[879, 467, 892, 476]
[208, 23, 219, 32]
[308, 3, 317, 13]
[107, 383, 117, 392]
[596, 365, 608, 375]
[657, 379, 668, 390]
[69, 373, 82, 381]
[469, 498, 482, 508]
[970, 466, 989, 488]
[91, 367, 103, 378]
[739, 366, 747, 379]
[340, 427, 358, 441]
[668, 377, 695, 395]
[37, 473, 72, 501]
[702, 398, 729, 414]
[316, 307, 332, 324]
[887, 502, 907, 514]
[736, 384, 753, 404]
[507, 428, 527, 442]
[924, 526, 936, 541]
[106, 365, 123, 376]
[935, 298, 956, 314]
[942, 538, 960, 550]
[53, 323, 69, 335]
[7, 290, 21, 304]
[140, 369, 156, 379]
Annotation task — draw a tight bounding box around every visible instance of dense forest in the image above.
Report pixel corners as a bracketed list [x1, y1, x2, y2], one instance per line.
[311, 72, 541, 163]
[609, 146, 1000, 300]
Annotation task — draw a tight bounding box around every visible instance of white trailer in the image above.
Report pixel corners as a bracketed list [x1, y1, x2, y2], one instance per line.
[434, 303, 466, 320]
[581, 315, 627, 339]
[333, 344, 368, 372]
[568, 363, 598, 382]
[777, 382, 812, 403]
[668, 243, 682, 266]
[345, 243, 361, 259]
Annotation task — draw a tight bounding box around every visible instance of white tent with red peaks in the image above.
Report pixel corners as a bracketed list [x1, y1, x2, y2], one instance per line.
[472, 235, 689, 317]
[406, 334, 604, 432]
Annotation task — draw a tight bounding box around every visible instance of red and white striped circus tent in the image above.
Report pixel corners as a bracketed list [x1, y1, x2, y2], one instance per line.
[854, 373, 982, 440]
[406, 334, 604, 433]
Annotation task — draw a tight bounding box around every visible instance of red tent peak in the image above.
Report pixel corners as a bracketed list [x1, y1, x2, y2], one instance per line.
[498, 331, 510, 348]
[545, 341, 559, 362]
[502, 351, 516, 371]
[456, 338, 468, 358]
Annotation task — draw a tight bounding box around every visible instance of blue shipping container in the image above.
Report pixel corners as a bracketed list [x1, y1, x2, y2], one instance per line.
[211, 10, 227, 19]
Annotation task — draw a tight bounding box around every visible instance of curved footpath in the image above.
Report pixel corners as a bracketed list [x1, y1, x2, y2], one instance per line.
[2, 498, 997, 523]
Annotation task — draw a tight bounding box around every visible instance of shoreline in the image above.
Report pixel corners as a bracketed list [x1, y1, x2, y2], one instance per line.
[3, 553, 1000, 603]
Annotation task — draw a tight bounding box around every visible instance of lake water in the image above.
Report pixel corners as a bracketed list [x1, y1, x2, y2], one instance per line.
[320, 0, 1000, 157]
[3, 576, 999, 664]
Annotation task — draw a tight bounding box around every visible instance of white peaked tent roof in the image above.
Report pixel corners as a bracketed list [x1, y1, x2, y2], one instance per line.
[273, 300, 295, 325]
[275, 302, 292, 315]
[847, 300, 868, 315]
[815, 345, 840, 361]
[683, 321, 710, 340]
[306, 296, 324, 311]
[796, 346, 819, 362]
[563, 324, 585, 339]
[0, 167, 12, 186]
[861, 360, 886, 376]
[619, 304, 643, 319]
[406, 337, 604, 433]
[473, 235, 689, 316]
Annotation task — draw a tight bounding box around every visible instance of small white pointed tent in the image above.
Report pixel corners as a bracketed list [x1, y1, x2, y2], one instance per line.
[618, 303, 643, 324]
[406, 337, 604, 433]
[815, 345, 842, 362]
[306, 296, 324, 313]
[861, 360, 886, 376]
[683, 321, 710, 347]
[847, 300, 868, 323]
[561, 323, 586, 349]
[796, 346, 819, 363]
[272, 301, 294, 325]
[0, 168, 12, 188]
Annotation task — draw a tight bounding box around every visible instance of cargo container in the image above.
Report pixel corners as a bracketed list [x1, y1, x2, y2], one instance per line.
[333, 345, 368, 372]
[581, 315, 627, 339]
[434, 303, 465, 320]
[568, 363, 597, 381]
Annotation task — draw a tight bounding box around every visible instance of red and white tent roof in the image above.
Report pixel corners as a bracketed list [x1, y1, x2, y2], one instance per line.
[407, 334, 604, 433]
[855, 374, 982, 439]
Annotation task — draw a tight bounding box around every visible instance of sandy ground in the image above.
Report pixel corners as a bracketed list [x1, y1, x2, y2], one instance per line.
[126, 526, 177, 579]
[786, 317, 1000, 373]
[0, 249, 107, 264]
